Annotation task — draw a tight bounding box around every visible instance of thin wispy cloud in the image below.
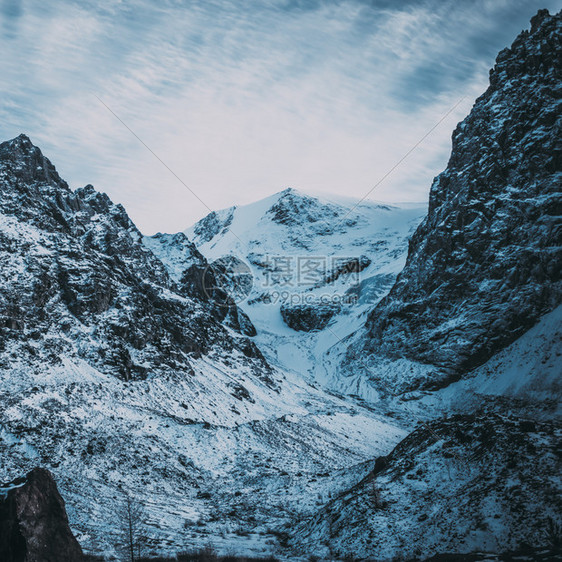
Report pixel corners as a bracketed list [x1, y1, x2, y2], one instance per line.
[1, 0, 558, 233]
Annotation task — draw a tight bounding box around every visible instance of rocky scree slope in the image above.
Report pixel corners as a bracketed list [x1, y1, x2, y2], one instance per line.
[291, 409, 562, 560]
[349, 9, 561, 391]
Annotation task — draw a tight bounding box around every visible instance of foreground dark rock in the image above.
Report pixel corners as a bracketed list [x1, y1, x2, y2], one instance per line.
[0, 468, 83, 562]
[353, 9, 562, 386]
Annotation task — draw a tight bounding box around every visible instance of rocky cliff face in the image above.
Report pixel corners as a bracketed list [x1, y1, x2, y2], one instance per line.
[0, 134, 265, 381]
[357, 9, 562, 383]
[0, 468, 83, 562]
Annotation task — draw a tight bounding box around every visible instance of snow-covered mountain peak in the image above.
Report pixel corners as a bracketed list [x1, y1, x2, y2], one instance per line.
[174, 189, 427, 394]
[187, 187, 424, 255]
[0, 134, 67, 190]
[1, 133, 35, 154]
[1, 133, 39, 157]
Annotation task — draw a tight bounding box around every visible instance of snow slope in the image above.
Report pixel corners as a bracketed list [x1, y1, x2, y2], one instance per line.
[1, 350, 407, 558]
[291, 411, 562, 560]
[426, 304, 562, 418]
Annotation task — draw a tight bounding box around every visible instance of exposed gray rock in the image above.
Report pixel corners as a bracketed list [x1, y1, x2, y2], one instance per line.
[281, 301, 342, 332]
[192, 207, 235, 243]
[267, 188, 338, 228]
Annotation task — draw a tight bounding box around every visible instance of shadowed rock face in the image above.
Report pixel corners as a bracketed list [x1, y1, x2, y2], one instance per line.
[359, 9, 562, 379]
[280, 301, 342, 332]
[0, 468, 83, 562]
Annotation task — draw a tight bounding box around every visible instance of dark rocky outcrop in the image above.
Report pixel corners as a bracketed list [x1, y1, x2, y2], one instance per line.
[281, 301, 341, 332]
[266, 188, 339, 229]
[357, 10, 562, 379]
[192, 208, 235, 244]
[0, 468, 83, 562]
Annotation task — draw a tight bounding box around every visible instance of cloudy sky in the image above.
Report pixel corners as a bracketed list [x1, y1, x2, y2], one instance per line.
[1, 0, 559, 233]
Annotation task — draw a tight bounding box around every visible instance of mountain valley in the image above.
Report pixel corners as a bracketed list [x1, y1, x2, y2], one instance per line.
[0, 8, 561, 562]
